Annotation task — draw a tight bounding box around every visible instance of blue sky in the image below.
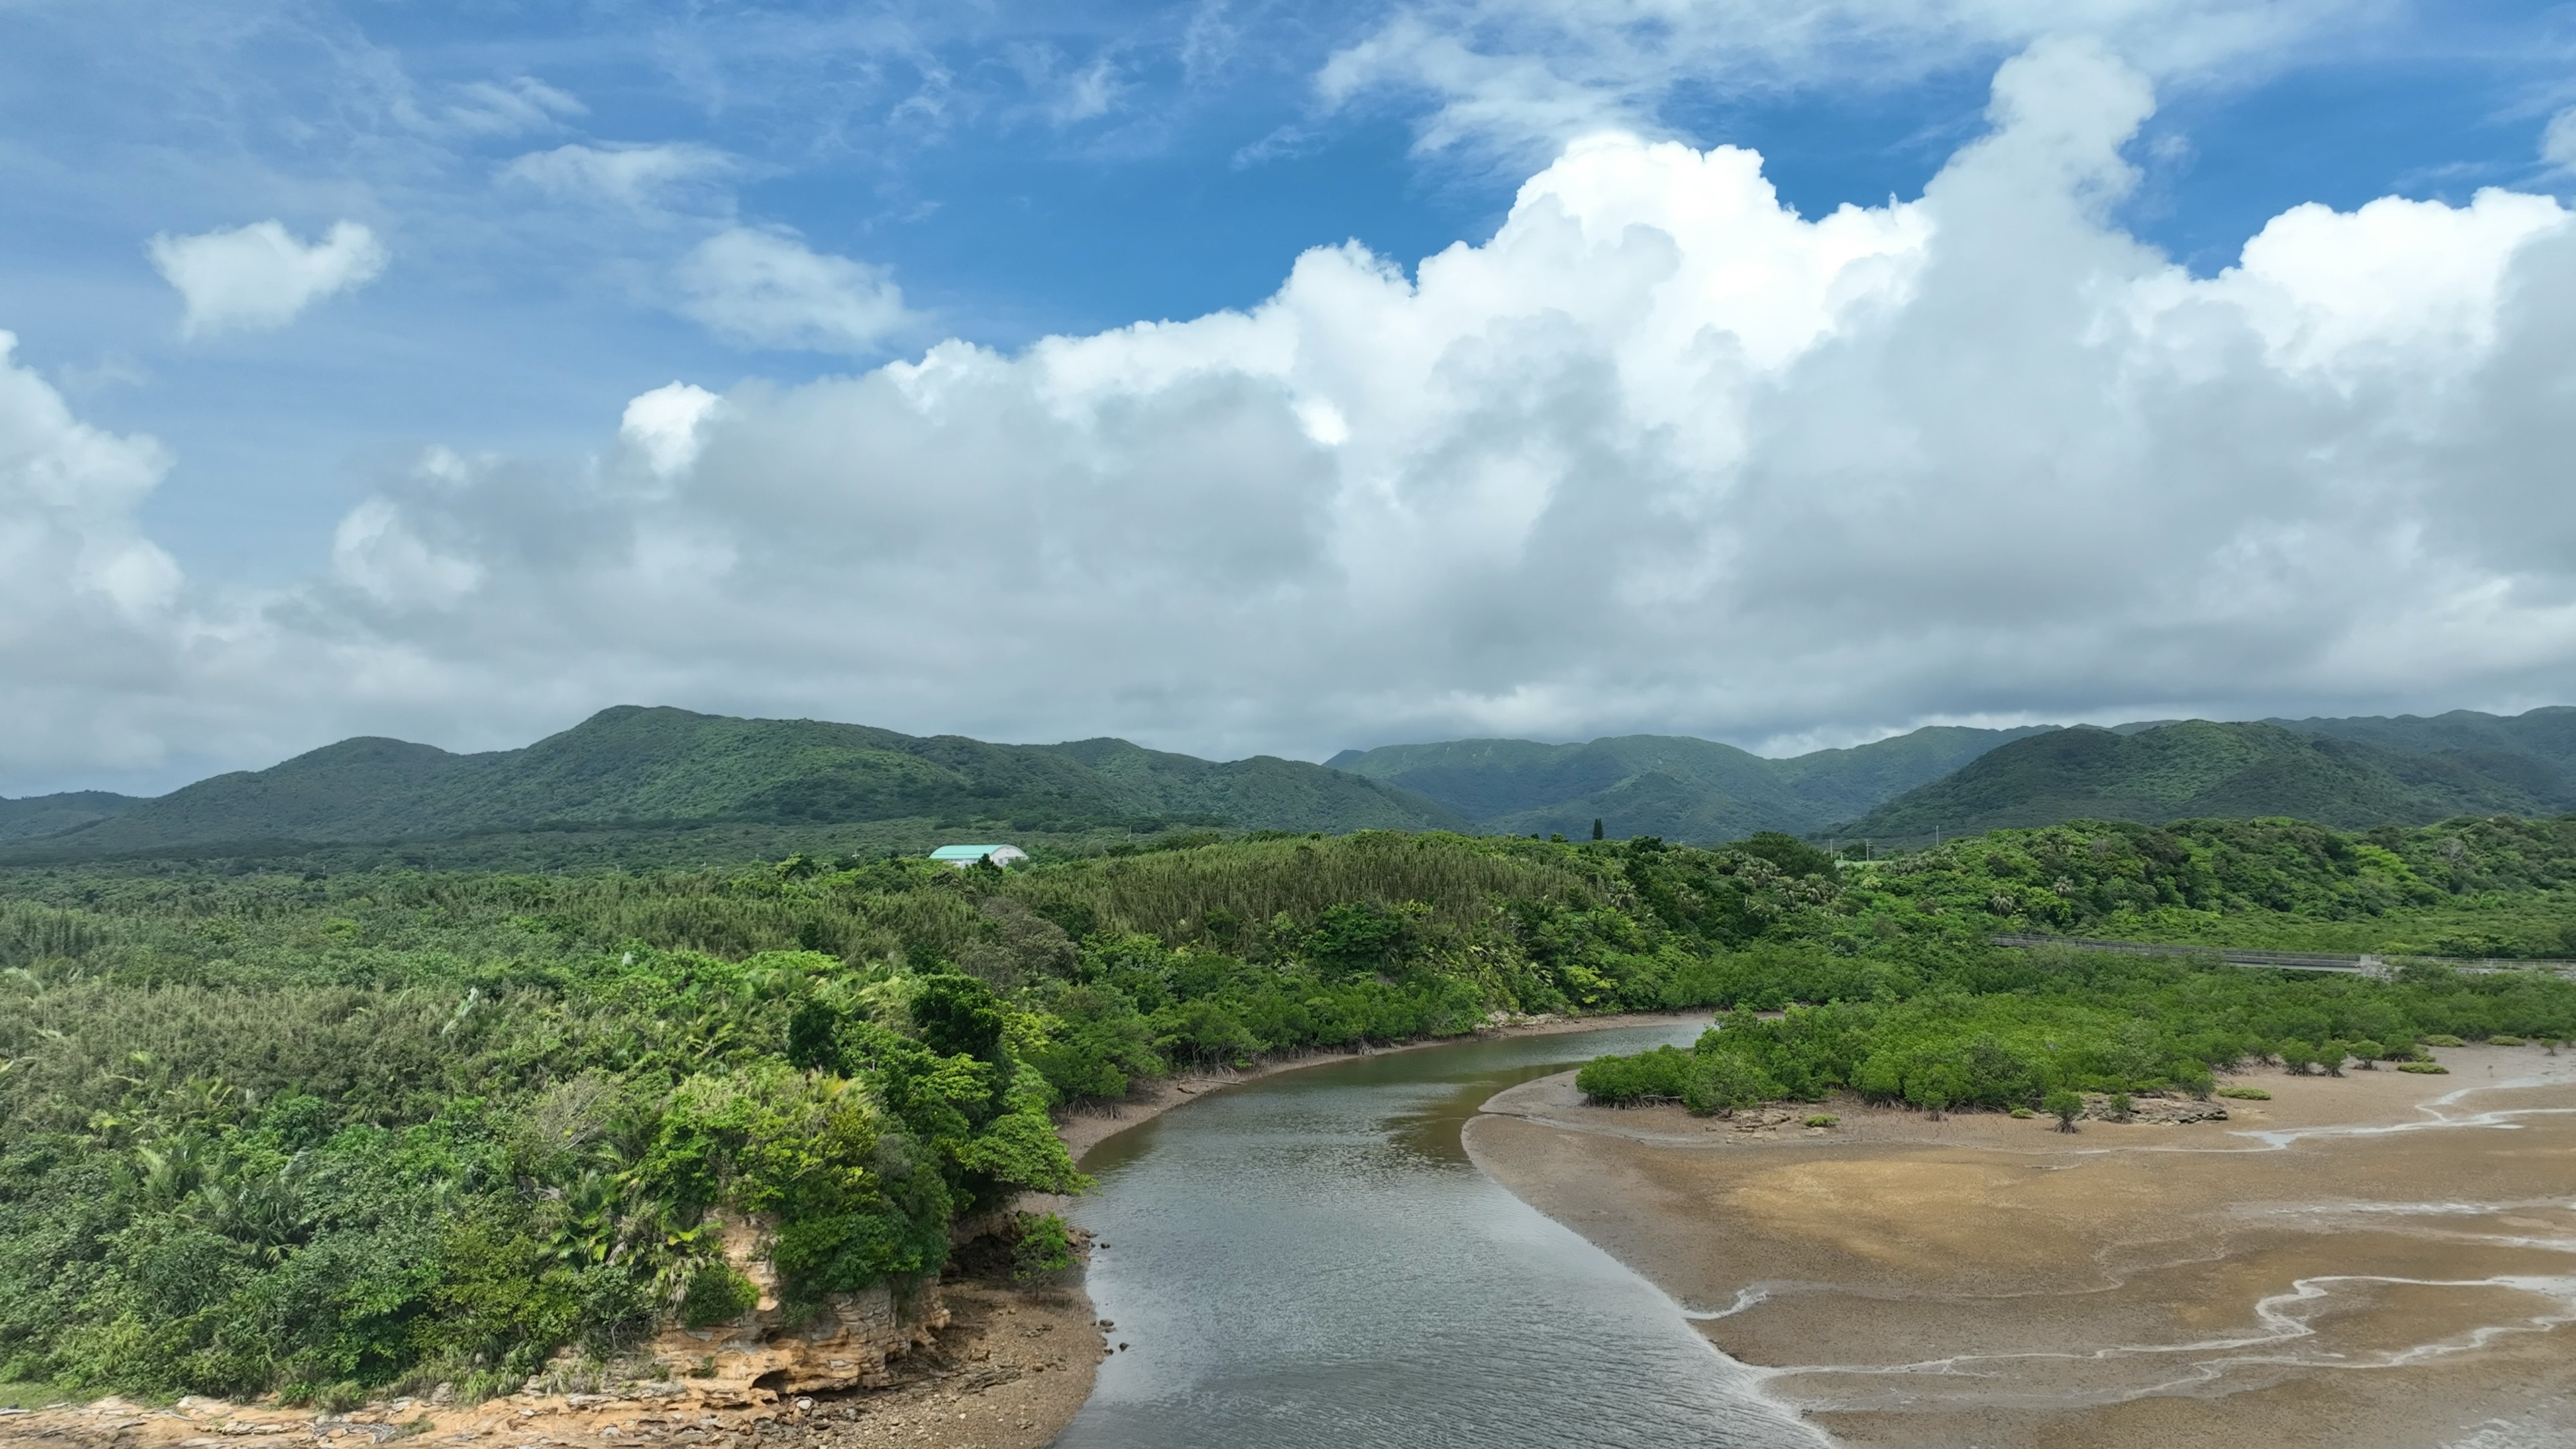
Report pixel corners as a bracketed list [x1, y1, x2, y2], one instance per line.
[5, 1, 2576, 790]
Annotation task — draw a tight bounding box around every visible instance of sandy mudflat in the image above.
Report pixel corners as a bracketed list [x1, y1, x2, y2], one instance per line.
[1466, 1046, 2576, 1449]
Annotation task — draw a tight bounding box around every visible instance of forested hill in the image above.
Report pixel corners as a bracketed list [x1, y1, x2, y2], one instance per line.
[1333, 708, 2576, 844]
[1843, 719, 2576, 838]
[0, 706, 1462, 859]
[1324, 726, 2052, 841]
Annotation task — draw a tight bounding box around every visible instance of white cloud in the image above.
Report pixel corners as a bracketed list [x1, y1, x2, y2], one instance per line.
[2546, 106, 2576, 174]
[499, 142, 732, 212]
[0, 329, 196, 779]
[17, 39, 2576, 786]
[443, 76, 588, 136]
[146, 220, 388, 338]
[621, 382, 725, 477]
[1319, 0, 2361, 156]
[674, 227, 912, 354]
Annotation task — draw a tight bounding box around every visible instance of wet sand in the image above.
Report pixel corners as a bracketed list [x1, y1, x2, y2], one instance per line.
[1466, 1046, 2576, 1449]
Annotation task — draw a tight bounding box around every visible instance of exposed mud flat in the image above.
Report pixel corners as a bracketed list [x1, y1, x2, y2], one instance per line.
[1466, 1046, 2576, 1449]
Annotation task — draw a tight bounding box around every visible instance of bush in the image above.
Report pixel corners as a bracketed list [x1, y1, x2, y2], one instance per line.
[1011, 1213, 1075, 1280]
[2489, 1035, 2528, 1046]
[2044, 1087, 2084, 1132]
[678, 1263, 761, 1328]
[2398, 1061, 2450, 1073]
[1803, 1114, 1837, 1128]
[1682, 1053, 1780, 1116]
[2216, 1086, 2271, 1100]
[2421, 1034, 2467, 1047]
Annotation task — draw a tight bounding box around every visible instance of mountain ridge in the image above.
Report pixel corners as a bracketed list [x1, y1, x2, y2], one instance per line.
[0, 706, 1465, 859]
[1839, 718, 2576, 837]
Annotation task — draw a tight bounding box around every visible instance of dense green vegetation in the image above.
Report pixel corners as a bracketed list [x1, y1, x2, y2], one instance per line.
[1577, 814, 2576, 1114]
[6, 810, 2573, 1405]
[1843, 719, 2575, 840]
[0, 706, 1461, 861]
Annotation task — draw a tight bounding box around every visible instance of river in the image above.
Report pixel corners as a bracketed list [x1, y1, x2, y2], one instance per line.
[1050, 1022, 1825, 1448]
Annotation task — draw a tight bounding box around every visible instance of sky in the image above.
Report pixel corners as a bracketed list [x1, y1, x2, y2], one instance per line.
[5, 0, 2576, 795]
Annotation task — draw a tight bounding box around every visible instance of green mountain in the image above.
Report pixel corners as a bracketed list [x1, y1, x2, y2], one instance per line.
[0, 790, 144, 844]
[3, 706, 1462, 859]
[1841, 719, 2575, 837]
[2269, 706, 2576, 772]
[1325, 725, 2051, 841]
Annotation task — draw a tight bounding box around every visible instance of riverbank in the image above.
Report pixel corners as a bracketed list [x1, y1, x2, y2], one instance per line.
[0, 1012, 1700, 1449]
[1052, 1009, 1709, 1159]
[1466, 1044, 2576, 1448]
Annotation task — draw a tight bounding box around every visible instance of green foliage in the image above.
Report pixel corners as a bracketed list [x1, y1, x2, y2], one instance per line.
[2398, 1061, 2451, 1073]
[678, 1263, 759, 1328]
[2044, 1088, 2084, 1131]
[8, 804, 2575, 1406]
[1010, 1213, 1075, 1281]
[1803, 1114, 1837, 1128]
[2216, 1086, 2271, 1099]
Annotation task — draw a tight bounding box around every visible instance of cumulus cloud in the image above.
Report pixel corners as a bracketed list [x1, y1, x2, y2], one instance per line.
[621, 382, 725, 477]
[147, 220, 388, 338]
[674, 228, 912, 353]
[500, 142, 732, 211]
[15, 39, 2576, 785]
[0, 331, 195, 778]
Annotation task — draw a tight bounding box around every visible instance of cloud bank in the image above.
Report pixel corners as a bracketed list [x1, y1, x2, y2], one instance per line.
[11, 40, 2576, 789]
[147, 219, 388, 338]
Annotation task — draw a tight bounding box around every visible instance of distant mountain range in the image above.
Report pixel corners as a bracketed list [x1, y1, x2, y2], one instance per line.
[0, 706, 1462, 859]
[5, 705, 2571, 863]
[1334, 708, 2576, 843]
[1324, 727, 2054, 841]
[1840, 712, 2576, 839]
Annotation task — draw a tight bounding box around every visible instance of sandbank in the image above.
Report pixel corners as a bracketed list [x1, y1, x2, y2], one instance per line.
[1466, 1045, 2576, 1449]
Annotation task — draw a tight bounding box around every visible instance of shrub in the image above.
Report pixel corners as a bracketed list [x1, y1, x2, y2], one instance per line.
[2420, 1034, 2467, 1047]
[1010, 1212, 1077, 1280]
[2216, 1086, 2271, 1100]
[1682, 1052, 1780, 1116]
[1803, 1114, 1837, 1128]
[2398, 1062, 2450, 1074]
[2008, 1106, 2033, 1118]
[678, 1263, 761, 1328]
[2106, 1091, 2133, 1119]
[2044, 1087, 2084, 1132]
[2488, 1035, 2528, 1046]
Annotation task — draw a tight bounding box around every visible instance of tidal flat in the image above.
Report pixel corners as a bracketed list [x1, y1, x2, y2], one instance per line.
[1466, 1046, 2576, 1448]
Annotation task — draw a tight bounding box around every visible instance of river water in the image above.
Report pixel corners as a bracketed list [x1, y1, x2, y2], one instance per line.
[1051, 1022, 1825, 1448]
